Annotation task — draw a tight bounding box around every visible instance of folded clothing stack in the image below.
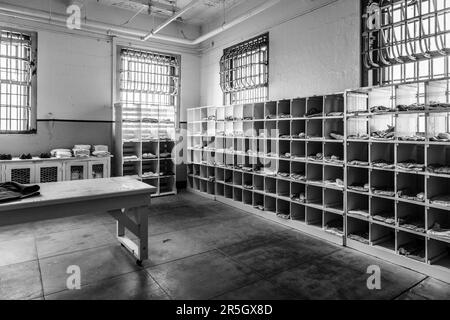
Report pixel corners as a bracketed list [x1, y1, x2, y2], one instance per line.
[73, 145, 90, 158]
[426, 164, 450, 175]
[427, 223, 450, 240]
[0, 182, 40, 203]
[430, 132, 450, 142]
[51, 149, 72, 158]
[92, 145, 110, 157]
[371, 125, 395, 140]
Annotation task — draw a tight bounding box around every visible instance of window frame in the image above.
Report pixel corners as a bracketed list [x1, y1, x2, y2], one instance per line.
[220, 33, 269, 105]
[0, 27, 37, 135]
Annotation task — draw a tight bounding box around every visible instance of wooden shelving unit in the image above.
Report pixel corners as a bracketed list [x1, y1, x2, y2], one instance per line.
[114, 103, 177, 197]
[187, 78, 450, 283]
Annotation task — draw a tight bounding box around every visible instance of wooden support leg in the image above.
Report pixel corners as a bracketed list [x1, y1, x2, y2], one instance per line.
[136, 207, 149, 265]
[117, 209, 125, 237]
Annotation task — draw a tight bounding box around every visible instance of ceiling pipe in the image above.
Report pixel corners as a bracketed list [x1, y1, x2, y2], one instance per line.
[142, 0, 202, 41]
[0, 0, 280, 46]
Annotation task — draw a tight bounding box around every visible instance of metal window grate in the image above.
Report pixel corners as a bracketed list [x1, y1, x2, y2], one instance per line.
[92, 164, 104, 179]
[220, 33, 269, 105]
[120, 48, 179, 141]
[40, 167, 58, 183]
[70, 166, 84, 180]
[362, 0, 450, 86]
[0, 30, 33, 133]
[11, 168, 31, 184]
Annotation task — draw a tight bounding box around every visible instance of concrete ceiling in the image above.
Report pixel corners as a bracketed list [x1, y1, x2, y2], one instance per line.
[94, 0, 248, 26]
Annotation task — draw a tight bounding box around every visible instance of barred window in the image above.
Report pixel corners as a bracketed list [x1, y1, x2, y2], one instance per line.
[220, 33, 269, 105]
[362, 0, 450, 86]
[119, 48, 180, 140]
[0, 29, 36, 133]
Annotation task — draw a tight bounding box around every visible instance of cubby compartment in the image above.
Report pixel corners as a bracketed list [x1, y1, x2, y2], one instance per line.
[324, 212, 344, 236]
[278, 120, 290, 138]
[306, 163, 323, 184]
[277, 159, 290, 178]
[371, 197, 395, 226]
[277, 199, 291, 219]
[200, 165, 208, 179]
[324, 189, 344, 213]
[291, 162, 306, 181]
[346, 91, 368, 114]
[306, 119, 323, 139]
[160, 159, 175, 176]
[324, 143, 344, 165]
[306, 185, 323, 207]
[142, 161, 158, 178]
[397, 173, 425, 202]
[306, 96, 324, 117]
[306, 141, 323, 162]
[347, 142, 369, 166]
[397, 202, 426, 234]
[243, 190, 253, 206]
[324, 166, 344, 189]
[397, 144, 425, 171]
[371, 170, 395, 197]
[427, 112, 450, 141]
[265, 101, 277, 119]
[291, 182, 306, 203]
[233, 171, 243, 186]
[371, 224, 395, 251]
[252, 103, 264, 120]
[243, 121, 254, 137]
[291, 98, 306, 118]
[254, 175, 264, 192]
[200, 180, 208, 193]
[277, 179, 290, 199]
[368, 86, 394, 112]
[265, 120, 277, 138]
[265, 177, 277, 195]
[225, 185, 233, 199]
[234, 137, 244, 154]
[279, 140, 290, 159]
[224, 169, 233, 183]
[243, 104, 254, 120]
[188, 175, 194, 189]
[370, 114, 395, 140]
[207, 181, 215, 195]
[291, 203, 306, 222]
[253, 193, 264, 210]
[243, 173, 253, 190]
[324, 119, 344, 140]
[427, 208, 450, 243]
[324, 94, 344, 116]
[396, 113, 426, 141]
[347, 192, 370, 219]
[233, 187, 242, 202]
[428, 176, 450, 208]
[291, 141, 306, 160]
[278, 100, 291, 118]
[306, 207, 323, 228]
[347, 167, 369, 192]
[291, 120, 306, 139]
[347, 117, 369, 140]
[397, 231, 426, 262]
[427, 239, 450, 269]
[216, 182, 224, 197]
[371, 142, 394, 169]
[264, 196, 277, 213]
[427, 145, 450, 176]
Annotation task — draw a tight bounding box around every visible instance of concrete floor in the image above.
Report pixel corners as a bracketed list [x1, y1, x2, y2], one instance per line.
[0, 191, 449, 300]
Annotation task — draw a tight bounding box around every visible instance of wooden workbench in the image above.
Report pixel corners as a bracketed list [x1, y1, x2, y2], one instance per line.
[0, 177, 156, 265]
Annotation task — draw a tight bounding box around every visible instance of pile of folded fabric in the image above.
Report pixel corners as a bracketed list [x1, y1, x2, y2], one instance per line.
[142, 153, 157, 159]
[265, 114, 277, 120]
[430, 132, 450, 142]
[397, 161, 425, 172]
[398, 241, 425, 262]
[396, 103, 426, 112]
[347, 133, 370, 140]
[397, 189, 425, 202]
[279, 153, 291, 159]
[292, 132, 306, 139]
[92, 145, 110, 157]
[159, 152, 172, 158]
[324, 178, 344, 189]
[372, 186, 395, 197]
[306, 108, 322, 118]
[291, 192, 306, 203]
[398, 216, 425, 233]
[324, 155, 344, 165]
[372, 211, 395, 225]
[73, 145, 90, 158]
[348, 182, 369, 192]
[348, 159, 369, 166]
[0, 154, 12, 160]
[429, 101, 450, 110]
[426, 164, 450, 175]
[277, 171, 290, 178]
[51, 149, 72, 158]
[307, 153, 323, 162]
[329, 132, 344, 140]
[348, 209, 370, 218]
[19, 154, 33, 160]
[0, 181, 40, 203]
[324, 219, 344, 236]
[141, 171, 159, 178]
[279, 134, 291, 139]
[427, 223, 450, 240]
[430, 194, 450, 207]
[276, 213, 290, 220]
[254, 205, 264, 211]
[371, 125, 395, 140]
[398, 135, 426, 141]
[290, 173, 306, 181]
[372, 159, 395, 169]
[327, 111, 343, 116]
[348, 231, 369, 244]
[370, 105, 392, 113]
[279, 113, 291, 119]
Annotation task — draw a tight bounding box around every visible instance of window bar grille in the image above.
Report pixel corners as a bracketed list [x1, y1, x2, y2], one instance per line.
[362, 0, 450, 86]
[0, 30, 32, 133]
[120, 48, 180, 142]
[220, 33, 269, 105]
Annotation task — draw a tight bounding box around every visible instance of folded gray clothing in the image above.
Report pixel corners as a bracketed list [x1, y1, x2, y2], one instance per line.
[370, 105, 392, 113]
[291, 193, 306, 203]
[397, 161, 425, 172]
[429, 102, 450, 109]
[371, 125, 395, 140]
[348, 134, 370, 140]
[348, 232, 369, 244]
[327, 112, 343, 116]
[397, 189, 425, 202]
[372, 160, 395, 169]
[324, 219, 344, 236]
[398, 241, 425, 262]
[329, 132, 344, 140]
[427, 223, 450, 240]
[426, 164, 450, 175]
[254, 205, 264, 211]
[348, 159, 369, 166]
[243, 185, 253, 190]
[372, 212, 395, 225]
[396, 103, 426, 112]
[277, 172, 290, 178]
[0, 182, 40, 203]
[430, 194, 450, 207]
[349, 209, 370, 218]
[324, 179, 344, 188]
[372, 188, 395, 197]
[277, 213, 290, 220]
[308, 153, 323, 161]
[324, 155, 344, 164]
[279, 113, 292, 119]
[290, 173, 306, 181]
[348, 183, 369, 192]
[279, 135, 291, 139]
[398, 135, 426, 141]
[279, 153, 291, 159]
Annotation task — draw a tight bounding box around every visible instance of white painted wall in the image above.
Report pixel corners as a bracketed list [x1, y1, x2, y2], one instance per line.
[198, 0, 361, 106]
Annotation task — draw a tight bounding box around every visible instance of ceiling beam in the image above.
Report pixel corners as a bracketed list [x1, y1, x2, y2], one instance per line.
[124, 0, 179, 15]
